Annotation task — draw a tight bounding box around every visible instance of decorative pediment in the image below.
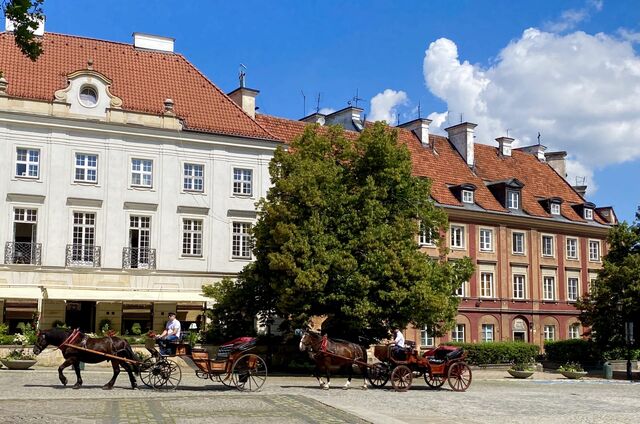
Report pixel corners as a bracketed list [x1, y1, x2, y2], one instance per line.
[54, 66, 123, 117]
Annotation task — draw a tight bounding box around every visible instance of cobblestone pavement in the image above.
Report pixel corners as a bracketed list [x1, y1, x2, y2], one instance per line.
[1, 366, 639, 423]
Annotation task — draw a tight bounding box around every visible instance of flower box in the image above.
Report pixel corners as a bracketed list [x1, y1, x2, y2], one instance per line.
[508, 369, 534, 379]
[0, 359, 37, 370]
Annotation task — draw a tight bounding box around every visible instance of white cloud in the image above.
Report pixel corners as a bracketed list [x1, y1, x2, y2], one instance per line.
[422, 28, 640, 194]
[318, 107, 336, 115]
[543, 0, 603, 33]
[618, 28, 640, 43]
[369, 89, 409, 124]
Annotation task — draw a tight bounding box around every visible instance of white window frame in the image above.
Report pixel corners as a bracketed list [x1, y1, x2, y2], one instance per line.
[512, 231, 525, 255]
[550, 202, 561, 215]
[543, 276, 556, 301]
[74, 153, 98, 184]
[569, 324, 581, 339]
[419, 222, 434, 246]
[541, 235, 554, 257]
[182, 218, 203, 257]
[480, 272, 494, 298]
[566, 237, 578, 260]
[450, 225, 465, 249]
[589, 240, 600, 262]
[543, 325, 556, 341]
[507, 190, 519, 209]
[231, 221, 253, 259]
[454, 282, 466, 298]
[481, 324, 494, 343]
[584, 208, 593, 220]
[232, 168, 253, 196]
[183, 163, 204, 193]
[15, 147, 40, 179]
[513, 274, 526, 299]
[479, 228, 493, 252]
[421, 326, 435, 347]
[131, 158, 153, 188]
[567, 277, 579, 302]
[462, 190, 474, 204]
[451, 324, 465, 343]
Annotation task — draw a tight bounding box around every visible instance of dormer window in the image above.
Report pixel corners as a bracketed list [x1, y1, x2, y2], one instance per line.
[550, 203, 561, 215]
[507, 190, 519, 209]
[79, 85, 98, 107]
[462, 190, 474, 204]
[584, 208, 593, 220]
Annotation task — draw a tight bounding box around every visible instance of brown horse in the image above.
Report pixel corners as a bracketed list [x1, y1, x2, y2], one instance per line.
[298, 329, 368, 390]
[33, 328, 139, 390]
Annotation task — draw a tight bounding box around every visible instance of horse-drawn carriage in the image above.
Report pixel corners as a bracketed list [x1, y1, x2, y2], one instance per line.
[367, 344, 472, 392]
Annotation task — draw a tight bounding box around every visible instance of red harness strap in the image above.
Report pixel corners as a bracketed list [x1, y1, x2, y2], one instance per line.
[320, 335, 328, 352]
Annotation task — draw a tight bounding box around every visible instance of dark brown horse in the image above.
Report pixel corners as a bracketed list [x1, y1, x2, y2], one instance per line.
[33, 328, 139, 390]
[298, 329, 368, 390]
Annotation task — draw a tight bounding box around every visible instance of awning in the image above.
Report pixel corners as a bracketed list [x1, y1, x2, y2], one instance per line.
[0, 286, 43, 300]
[43, 288, 207, 303]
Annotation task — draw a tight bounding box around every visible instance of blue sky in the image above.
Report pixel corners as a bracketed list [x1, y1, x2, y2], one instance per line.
[5, 0, 640, 222]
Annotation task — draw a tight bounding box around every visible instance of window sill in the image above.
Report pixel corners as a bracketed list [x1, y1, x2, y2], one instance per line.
[182, 190, 206, 195]
[541, 300, 559, 304]
[13, 176, 41, 182]
[419, 243, 436, 248]
[72, 181, 99, 186]
[231, 257, 252, 261]
[129, 185, 155, 191]
[179, 255, 205, 261]
[450, 246, 466, 250]
[231, 194, 254, 199]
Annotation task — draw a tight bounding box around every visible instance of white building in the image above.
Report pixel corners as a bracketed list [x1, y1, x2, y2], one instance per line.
[0, 28, 280, 333]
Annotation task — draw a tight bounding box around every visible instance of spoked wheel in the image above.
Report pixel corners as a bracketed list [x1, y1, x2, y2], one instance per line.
[150, 359, 182, 390]
[139, 357, 159, 388]
[367, 363, 390, 388]
[231, 354, 267, 392]
[447, 361, 472, 392]
[214, 372, 234, 387]
[195, 370, 209, 379]
[424, 372, 446, 389]
[390, 365, 413, 392]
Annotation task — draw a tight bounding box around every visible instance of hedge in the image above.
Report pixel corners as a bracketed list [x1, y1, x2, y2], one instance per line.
[445, 342, 539, 365]
[543, 339, 601, 365]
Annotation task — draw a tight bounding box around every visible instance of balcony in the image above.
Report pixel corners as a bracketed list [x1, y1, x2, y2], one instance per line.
[122, 247, 156, 270]
[65, 244, 101, 268]
[4, 242, 42, 265]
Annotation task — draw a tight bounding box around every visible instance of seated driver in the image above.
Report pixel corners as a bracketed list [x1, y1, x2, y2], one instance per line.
[391, 328, 405, 359]
[156, 312, 181, 356]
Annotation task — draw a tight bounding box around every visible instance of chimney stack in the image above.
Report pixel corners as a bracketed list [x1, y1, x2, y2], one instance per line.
[398, 118, 432, 147]
[545, 151, 567, 178]
[133, 33, 174, 53]
[573, 185, 587, 197]
[228, 87, 260, 119]
[300, 112, 326, 125]
[324, 106, 364, 132]
[496, 136, 514, 157]
[519, 144, 547, 161]
[445, 122, 477, 167]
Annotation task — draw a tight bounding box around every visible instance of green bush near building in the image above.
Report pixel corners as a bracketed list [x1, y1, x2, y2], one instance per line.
[543, 339, 600, 366]
[445, 342, 539, 366]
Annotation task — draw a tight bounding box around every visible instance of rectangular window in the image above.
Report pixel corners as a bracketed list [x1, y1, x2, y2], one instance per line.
[16, 148, 40, 178]
[182, 219, 203, 257]
[507, 190, 519, 209]
[419, 222, 434, 246]
[584, 208, 593, 220]
[131, 159, 153, 187]
[542, 235, 554, 257]
[183, 163, 204, 192]
[543, 276, 555, 301]
[479, 229, 493, 252]
[513, 274, 525, 299]
[550, 203, 561, 215]
[480, 272, 494, 298]
[129, 216, 151, 267]
[589, 240, 600, 261]
[462, 190, 474, 204]
[481, 324, 494, 342]
[72, 212, 96, 263]
[543, 325, 556, 341]
[450, 225, 464, 249]
[232, 222, 252, 259]
[14, 208, 38, 223]
[567, 277, 579, 301]
[569, 324, 580, 339]
[421, 327, 434, 347]
[451, 324, 465, 343]
[74, 153, 98, 183]
[566, 238, 578, 259]
[233, 168, 253, 196]
[454, 282, 465, 297]
[512, 232, 525, 254]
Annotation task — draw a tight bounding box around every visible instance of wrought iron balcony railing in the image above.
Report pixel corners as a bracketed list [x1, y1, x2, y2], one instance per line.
[4, 242, 42, 265]
[65, 244, 101, 268]
[122, 247, 156, 269]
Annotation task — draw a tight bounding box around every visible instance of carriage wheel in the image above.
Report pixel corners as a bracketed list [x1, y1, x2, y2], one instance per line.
[447, 362, 472, 392]
[139, 357, 158, 388]
[366, 363, 390, 388]
[231, 354, 267, 392]
[214, 371, 234, 387]
[151, 359, 182, 390]
[424, 372, 446, 389]
[195, 370, 209, 379]
[390, 365, 413, 392]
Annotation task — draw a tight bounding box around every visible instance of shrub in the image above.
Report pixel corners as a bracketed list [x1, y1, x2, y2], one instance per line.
[544, 339, 600, 365]
[98, 319, 112, 335]
[445, 342, 540, 366]
[0, 323, 8, 336]
[602, 347, 640, 361]
[558, 361, 584, 372]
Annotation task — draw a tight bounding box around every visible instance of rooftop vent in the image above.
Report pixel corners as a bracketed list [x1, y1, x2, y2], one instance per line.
[132, 33, 174, 53]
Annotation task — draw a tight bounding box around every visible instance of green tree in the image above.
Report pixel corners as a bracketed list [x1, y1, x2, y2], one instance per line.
[577, 207, 640, 352]
[2, 0, 45, 61]
[204, 122, 473, 340]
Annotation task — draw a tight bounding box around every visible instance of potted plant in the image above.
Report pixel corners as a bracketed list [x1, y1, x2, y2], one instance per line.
[558, 362, 587, 379]
[1, 341, 37, 370]
[507, 362, 535, 379]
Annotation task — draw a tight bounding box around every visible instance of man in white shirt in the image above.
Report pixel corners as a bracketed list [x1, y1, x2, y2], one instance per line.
[392, 328, 405, 359]
[156, 312, 181, 355]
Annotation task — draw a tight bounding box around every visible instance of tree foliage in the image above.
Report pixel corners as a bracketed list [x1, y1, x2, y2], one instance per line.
[2, 0, 45, 61]
[204, 122, 473, 341]
[577, 207, 640, 351]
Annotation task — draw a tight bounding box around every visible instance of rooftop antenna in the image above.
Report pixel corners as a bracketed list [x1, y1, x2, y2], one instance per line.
[417, 101, 421, 119]
[347, 88, 363, 108]
[460, 113, 464, 123]
[239, 64, 247, 88]
[301, 90, 306, 117]
[537, 132, 541, 145]
[315, 92, 321, 113]
[396, 113, 400, 126]
[506, 128, 511, 137]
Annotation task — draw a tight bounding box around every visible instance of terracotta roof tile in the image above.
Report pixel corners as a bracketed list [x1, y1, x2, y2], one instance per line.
[0, 32, 275, 140]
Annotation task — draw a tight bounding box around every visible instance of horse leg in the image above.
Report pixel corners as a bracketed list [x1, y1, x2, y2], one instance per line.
[103, 360, 120, 390]
[72, 361, 83, 389]
[343, 366, 352, 390]
[313, 365, 326, 388]
[324, 362, 331, 390]
[360, 364, 368, 390]
[58, 358, 74, 386]
[120, 362, 138, 390]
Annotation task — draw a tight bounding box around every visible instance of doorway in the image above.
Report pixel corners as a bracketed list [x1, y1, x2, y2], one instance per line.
[129, 216, 150, 268]
[12, 208, 38, 264]
[512, 317, 529, 342]
[65, 301, 96, 332]
[513, 331, 526, 342]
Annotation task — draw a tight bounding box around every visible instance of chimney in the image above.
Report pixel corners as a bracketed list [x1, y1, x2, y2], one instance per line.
[573, 185, 587, 197]
[300, 112, 326, 125]
[228, 87, 259, 119]
[132, 33, 175, 53]
[545, 151, 567, 178]
[0, 74, 8, 95]
[398, 118, 432, 147]
[445, 122, 477, 167]
[518, 144, 547, 161]
[496, 136, 514, 157]
[5, 17, 45, 36]
[324, 106, 364, 132]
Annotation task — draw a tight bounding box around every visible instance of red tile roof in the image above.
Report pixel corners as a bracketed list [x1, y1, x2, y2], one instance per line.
[0, 32, 275, 140]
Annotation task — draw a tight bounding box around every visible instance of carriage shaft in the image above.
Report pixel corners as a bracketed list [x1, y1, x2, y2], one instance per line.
[60, 343, 140, 365]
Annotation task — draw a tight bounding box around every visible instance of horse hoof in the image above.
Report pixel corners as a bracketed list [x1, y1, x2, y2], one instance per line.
[361, 386, 368, 390]
[342, 386, 350, 390]
[72, 385, 81, 390]
[322, 386, 330, 390]
[102, 385, 113, 391]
